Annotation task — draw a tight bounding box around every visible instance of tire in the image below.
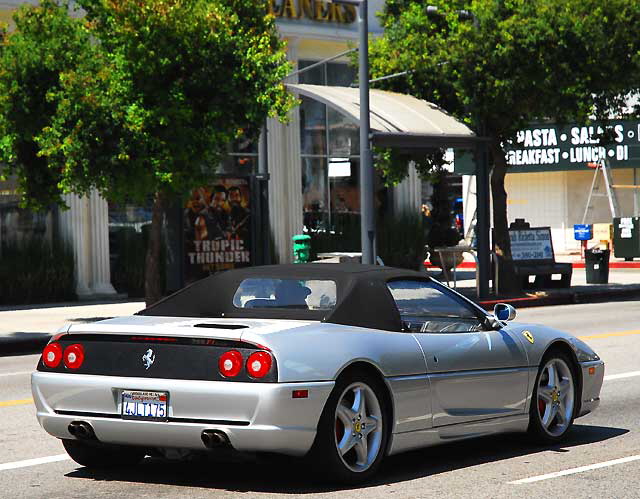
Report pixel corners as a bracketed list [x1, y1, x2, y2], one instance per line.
[62, 439, 146, 468]
[308, 369, 390, 484]
[527, 351, 578, 443]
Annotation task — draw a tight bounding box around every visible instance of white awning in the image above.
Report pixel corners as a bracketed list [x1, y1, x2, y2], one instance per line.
[287, 84, 480, 149]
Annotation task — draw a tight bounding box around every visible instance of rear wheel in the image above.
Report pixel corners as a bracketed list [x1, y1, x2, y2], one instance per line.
[528, 352, 577, 443]
[309, 370, 390, 484]
[62, 439, 146, 468]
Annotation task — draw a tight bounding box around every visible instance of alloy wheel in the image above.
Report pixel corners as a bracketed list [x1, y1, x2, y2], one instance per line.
[537, 357, 575, 437]
[334, 382, 383, 473]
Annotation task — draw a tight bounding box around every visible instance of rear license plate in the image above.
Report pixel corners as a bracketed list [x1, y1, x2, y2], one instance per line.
[121, 390, 168, 421]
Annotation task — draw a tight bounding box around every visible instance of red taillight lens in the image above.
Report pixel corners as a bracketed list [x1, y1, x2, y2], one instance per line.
[43, 342, 63, 368]
[63, 344, 85, 369]
[246, 351, 272, 379]
[218, 350, 243, 377]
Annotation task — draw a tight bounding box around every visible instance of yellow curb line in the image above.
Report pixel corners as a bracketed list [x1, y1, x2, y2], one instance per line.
[0, 398, 33, 408]
[578, 330, 640, 340]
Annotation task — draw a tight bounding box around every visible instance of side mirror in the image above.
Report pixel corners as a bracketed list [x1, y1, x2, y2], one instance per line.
[494, 303, 516, 322]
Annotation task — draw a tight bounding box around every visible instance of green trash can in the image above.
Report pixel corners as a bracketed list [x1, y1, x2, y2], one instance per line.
[585, 248, 610, 284]
[292, 234, 311, 263]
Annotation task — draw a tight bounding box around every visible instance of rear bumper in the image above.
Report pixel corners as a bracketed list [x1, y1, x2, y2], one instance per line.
[32, 372, 333, 456]
[578, 360, 604, 417]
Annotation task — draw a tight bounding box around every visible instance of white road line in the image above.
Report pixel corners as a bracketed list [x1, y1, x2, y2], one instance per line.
[0, 454, 70, 472]
[0, 371, 33, 377]
[509, 455, 640, 484]
[603, 371, 640, 381]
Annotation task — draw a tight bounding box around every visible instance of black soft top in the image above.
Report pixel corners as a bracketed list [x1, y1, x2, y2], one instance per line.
[139, 264, 434, 331]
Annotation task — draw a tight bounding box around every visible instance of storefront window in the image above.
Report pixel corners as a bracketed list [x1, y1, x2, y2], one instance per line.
[0, 176, 52, 250]
[299, 60, 360, 247]
[220, 135, 259, 175]
[108, 198, 154, 297]
[328, 107, 359, 156]
[327, 62, 357, 86]
[300, 96, 327, 156]
[302, 157, 329, 232]
[330, 158, 360, 214]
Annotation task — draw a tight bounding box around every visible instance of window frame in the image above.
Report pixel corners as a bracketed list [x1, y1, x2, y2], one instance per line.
[385, 277, 491, 333]
[232, 277, 338, 312]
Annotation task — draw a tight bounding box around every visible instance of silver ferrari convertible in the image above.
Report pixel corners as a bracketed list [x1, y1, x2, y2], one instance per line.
[32, 264, 604, 483]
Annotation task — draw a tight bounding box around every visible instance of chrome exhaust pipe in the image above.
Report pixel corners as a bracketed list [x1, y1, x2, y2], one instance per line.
[201, 429, 230, 449]
[68, 421, 96, 440]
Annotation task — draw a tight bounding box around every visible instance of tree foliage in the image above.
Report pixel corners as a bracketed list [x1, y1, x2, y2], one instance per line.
[0, 1, 91, 209]
[0, 0, 294, 210]
[0, 0, 294, 303]
[36, 0, 294, 206]
[370, 0, 640, 293]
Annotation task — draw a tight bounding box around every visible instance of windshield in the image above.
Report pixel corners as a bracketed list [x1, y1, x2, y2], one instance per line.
[232, 278, 337, 311]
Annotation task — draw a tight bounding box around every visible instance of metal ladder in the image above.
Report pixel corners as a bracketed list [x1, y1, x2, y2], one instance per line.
[581, 158, 620, 224]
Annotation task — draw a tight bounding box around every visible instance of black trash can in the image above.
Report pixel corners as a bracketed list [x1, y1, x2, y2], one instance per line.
[585, 248, 610, 284]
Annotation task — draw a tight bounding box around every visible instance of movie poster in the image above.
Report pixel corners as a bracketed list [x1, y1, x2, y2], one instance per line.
[183, 178, 251, 282]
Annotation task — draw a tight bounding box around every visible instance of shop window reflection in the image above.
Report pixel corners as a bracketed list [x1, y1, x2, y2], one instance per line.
[328, 108, 358, 156]
[302, 157, 329, 232]
[299, 59, 360, 243]
[330, 158, 360, 215]
[300, 96, 327, 156]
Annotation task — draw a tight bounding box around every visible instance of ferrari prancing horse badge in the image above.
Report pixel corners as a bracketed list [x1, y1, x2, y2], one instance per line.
[522, 330, 535, 344]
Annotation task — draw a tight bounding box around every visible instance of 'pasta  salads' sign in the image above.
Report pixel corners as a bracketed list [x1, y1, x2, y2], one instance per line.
[455, 119, 640, 174]
[505, 121, 640, 172]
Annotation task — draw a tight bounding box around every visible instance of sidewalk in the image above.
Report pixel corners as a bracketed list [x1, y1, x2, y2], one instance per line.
[0, 300, 144, 355]
[427, 265, 640, 308]
[2, 266, 640, 356]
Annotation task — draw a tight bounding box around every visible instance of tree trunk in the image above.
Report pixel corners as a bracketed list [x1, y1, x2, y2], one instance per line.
[145, 191, 164, 306]
[489, 139, 521, 295]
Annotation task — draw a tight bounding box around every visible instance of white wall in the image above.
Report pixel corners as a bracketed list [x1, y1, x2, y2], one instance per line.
[502, 168, 640, 253]
[504, 171, 571, 251]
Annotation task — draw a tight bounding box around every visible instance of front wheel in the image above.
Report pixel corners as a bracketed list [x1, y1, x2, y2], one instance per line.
[63, 439, 146, 468]
[309, 371, 390, 484]
[528, 352, 577, 443]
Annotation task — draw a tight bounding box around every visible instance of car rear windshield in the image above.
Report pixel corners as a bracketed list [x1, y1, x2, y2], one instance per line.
[232, 278, 337, 311]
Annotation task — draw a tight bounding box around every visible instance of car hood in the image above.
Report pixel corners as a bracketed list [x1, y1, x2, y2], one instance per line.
[503, 322, 601, 363]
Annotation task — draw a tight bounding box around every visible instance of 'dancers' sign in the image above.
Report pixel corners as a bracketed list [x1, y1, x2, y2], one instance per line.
[268, 0, 357, 24]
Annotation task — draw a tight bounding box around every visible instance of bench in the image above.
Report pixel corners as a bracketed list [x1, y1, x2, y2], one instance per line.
[509, 221, 572, 289]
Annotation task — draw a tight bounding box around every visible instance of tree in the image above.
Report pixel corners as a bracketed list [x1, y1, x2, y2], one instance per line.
[369, 0, 640, 293]
[0, 1, 91, 209]
[1, 0, 294, 304]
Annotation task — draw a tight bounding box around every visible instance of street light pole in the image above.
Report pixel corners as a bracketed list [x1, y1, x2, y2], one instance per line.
[357, 0, 375, 265]
[334, 0, 375, 264]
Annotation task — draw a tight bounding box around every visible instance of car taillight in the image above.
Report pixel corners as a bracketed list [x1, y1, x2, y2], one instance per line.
[63, 344, 85, 369]
[42, 342, 63, 368]
[218, 350, 243, 377]
[246, 351, 272, 379]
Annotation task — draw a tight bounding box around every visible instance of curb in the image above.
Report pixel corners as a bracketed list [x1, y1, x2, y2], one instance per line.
[0, 333, 51, 356]
[424, 261, 640, 270]
[474, 286, 640, 310]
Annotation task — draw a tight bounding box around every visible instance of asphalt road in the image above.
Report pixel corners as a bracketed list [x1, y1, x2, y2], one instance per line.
[1, 299, 639, 498]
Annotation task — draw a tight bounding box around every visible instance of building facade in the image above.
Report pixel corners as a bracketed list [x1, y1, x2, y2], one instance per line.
[1, 0, 424, 300]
